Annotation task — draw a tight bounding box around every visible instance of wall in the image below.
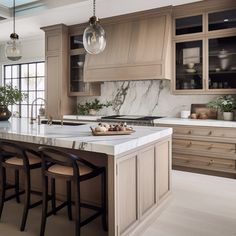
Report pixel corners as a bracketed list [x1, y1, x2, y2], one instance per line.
[0, 37, 45, 84]
[77, 80, 218, 117]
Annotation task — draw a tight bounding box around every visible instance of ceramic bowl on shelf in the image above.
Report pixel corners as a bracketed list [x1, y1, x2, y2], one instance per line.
[185, 68, 196, 73]
[77, 62, 84, 67]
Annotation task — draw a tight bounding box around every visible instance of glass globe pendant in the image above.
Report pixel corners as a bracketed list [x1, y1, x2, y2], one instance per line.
[83, 0, 106, 54]
[5, 0, 22, 61]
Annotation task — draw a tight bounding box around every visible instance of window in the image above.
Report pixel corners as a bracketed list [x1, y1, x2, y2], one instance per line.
[3, 62, 45, 118]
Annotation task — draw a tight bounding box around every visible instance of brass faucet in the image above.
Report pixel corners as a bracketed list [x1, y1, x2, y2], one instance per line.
[30, 98, 47, 124]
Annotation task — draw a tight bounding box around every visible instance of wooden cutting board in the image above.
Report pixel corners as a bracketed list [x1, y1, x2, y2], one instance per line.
[91, 130, 135, 136]
[191, 104, 217, 119]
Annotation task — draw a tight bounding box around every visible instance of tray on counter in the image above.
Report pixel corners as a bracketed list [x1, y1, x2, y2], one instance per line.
[91, 128, 135, 136]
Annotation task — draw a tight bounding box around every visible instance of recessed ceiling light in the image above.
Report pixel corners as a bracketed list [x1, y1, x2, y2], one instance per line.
[224, 19, 229, 22]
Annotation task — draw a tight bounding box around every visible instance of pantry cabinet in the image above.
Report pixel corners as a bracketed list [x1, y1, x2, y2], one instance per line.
[172, 2, 236, 94]
[41, 24, 76, 119]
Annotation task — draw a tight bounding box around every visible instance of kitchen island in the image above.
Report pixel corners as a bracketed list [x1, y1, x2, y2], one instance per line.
[0, 118, 172, 236]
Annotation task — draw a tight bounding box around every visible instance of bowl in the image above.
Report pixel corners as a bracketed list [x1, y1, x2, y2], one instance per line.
[77, 62, 84, 67]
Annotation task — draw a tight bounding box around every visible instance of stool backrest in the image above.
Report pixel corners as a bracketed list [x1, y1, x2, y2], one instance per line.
[0, 140, 28, 166]
[39, 146, 97, 177]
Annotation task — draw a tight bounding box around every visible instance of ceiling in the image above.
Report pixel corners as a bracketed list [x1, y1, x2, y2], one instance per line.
[0, 0, 202, 43]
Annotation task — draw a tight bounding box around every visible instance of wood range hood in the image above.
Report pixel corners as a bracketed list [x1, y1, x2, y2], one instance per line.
[84, 6, 172, 82]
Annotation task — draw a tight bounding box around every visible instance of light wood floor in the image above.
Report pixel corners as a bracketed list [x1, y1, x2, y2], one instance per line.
[0, 170, 236, 236]
[142, 170, 236, 236]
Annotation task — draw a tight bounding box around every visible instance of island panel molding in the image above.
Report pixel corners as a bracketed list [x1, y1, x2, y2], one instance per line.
[0, 118, 172, 236]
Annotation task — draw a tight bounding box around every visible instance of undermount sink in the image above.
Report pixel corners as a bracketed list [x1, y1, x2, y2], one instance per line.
[40, 120, 86, 126]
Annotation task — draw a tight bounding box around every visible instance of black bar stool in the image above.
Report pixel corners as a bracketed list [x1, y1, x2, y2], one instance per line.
[0, 140, 42, 231]
[39, 146, 107, 236]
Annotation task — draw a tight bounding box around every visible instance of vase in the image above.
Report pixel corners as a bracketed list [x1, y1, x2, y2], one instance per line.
[223, 112, 233, 121]
[0, 105, 12, 121]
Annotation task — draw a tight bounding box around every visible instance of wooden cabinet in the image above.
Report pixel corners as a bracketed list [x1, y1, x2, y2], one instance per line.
[68, 33, 100, 96]
[116, 137, 171, 235]
[172, 1, 236, 94]
[41, 24, 76, 119]
[84, 8, 172, 82]
[158, 123, 236, 177]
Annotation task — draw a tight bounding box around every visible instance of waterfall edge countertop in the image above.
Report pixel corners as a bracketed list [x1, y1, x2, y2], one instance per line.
[0, 118, 172, 156]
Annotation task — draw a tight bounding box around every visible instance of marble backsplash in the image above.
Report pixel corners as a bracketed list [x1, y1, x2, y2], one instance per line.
[77, 80, 218, 117]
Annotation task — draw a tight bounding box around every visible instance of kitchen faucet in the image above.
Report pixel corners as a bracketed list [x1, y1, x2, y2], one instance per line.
[30, 98, 47, 124]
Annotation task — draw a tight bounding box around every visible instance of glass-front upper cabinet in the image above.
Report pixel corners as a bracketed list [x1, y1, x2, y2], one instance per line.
[208, 9, 236, 31]
[69, 34, 87, 95]
[68, 33, 100, 96]
[208, 35, 236, 90]
[175, 40, 203, 90]
[175, 15, 203, 36]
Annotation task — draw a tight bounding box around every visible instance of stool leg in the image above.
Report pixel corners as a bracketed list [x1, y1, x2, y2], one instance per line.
[0, 166, 6, 219]
[20, 169, 31, 231]
[15, 169, 20, 203]
[74, 179, 81, 236]
[40, 176, 48, 236]
[67, 180, 72, 221]
[51, 178, 56, 215]
[101, 170, 107, 231]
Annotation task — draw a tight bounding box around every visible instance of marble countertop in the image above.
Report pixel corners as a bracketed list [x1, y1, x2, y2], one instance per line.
[155, 117, 236, 128]
[0, 118, 172, 156]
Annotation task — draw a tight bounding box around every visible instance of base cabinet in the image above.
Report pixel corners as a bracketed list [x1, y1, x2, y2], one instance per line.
[158, 124, 236, 177]
[116, 137, 171, 236]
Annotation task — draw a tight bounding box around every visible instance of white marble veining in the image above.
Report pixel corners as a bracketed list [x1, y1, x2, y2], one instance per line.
[0, 118, 172, 156]
[77, 80, 218, 117]
[155, 117, 236, 128]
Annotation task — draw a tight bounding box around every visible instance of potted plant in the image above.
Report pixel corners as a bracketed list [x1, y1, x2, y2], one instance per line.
[207, 95, 236, 121]
[77, 99, 112, 115]
[0, 85, 25, 121]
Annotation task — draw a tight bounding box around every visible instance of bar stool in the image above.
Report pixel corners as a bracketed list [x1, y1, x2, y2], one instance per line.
[39, 146, 107, 236]
[0, 140, 42, 231]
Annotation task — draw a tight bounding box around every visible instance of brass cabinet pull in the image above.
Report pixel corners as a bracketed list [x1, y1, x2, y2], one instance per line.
[207, 144, 213, 150]
[186, 141, 192, 147]
[208, 159, 214, 166]
[188, 130, 192, 135]
[208, 131, 212, 135]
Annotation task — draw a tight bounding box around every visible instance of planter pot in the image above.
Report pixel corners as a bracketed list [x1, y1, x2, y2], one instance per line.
[0, 105, 12, 121]
[223, 112, 234, 121]
[89, 109, 97, 116]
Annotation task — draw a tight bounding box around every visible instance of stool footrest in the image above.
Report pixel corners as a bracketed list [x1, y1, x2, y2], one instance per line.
[4, 190, 25, 202]
[46, 201, 69, 217]
[80, 211, 102, 227]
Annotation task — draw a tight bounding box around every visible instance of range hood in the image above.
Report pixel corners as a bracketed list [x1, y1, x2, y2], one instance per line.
[84, 7, 172, 82]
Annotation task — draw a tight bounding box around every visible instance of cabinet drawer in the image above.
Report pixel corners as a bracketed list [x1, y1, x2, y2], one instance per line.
[173, 126, 236, 139]
[173, 154, 236, 173]
[173, 139, 236, 156]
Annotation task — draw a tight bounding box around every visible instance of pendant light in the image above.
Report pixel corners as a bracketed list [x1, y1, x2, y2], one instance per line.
[5, 0, 22, 61]
[83, 0, 106, 54]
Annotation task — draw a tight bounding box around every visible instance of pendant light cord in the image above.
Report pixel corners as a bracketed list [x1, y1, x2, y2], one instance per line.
[93, 0, 95, 16]
[13, 0, 15, 34]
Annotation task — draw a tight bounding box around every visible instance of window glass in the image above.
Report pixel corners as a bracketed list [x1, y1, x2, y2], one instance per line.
[3, 62, 45, 118]
[209, 9, 236, 31]
[176, 15, 202, 35]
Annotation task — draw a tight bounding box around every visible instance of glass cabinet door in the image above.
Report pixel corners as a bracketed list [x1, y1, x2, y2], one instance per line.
[70, 35, 84, 49]
[208, 9, 236, 31]
[208, 36, 236, 90]
[175, 15, 202, 36]
[175, 40, 203, 90]
[70, 53, 86, 93]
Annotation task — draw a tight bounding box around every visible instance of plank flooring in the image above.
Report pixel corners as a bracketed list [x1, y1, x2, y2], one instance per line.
[142, 170, 236, 236]
[0, 170, 236, 236]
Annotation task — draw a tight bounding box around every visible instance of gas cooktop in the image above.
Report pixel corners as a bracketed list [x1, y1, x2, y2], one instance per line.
[101, 115, 163, 121]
